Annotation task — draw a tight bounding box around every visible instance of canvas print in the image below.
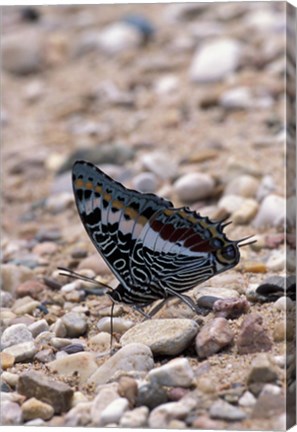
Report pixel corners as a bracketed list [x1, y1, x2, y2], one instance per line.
[1, 1, 296, 430]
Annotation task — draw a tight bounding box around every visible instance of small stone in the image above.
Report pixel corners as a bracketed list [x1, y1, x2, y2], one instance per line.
[141, 152, 178, 180]
[274, 296, 294, 312]
[155, 74, 179, 95]
[132, 172, 158, 193]
[242, 262, 267, 273]
[247, 354, 279, 395]
[3, 341, 37, 362]
[118, 376, 138, 408]
[28, 319, 49, 337]
[45, 193, 73, 214]
[90, 384, 119, 426]
[167, 387, 190, 401]
[62, 343, 85, 354]
[61, 312, 87, 337]
[255, 276, 285, 301]
[239, 391, 257, 407]
[1, 401, 22, 425]
[34, 348, 55, 363]
[88, 343, 154, 386]
[233, 199, 259, 224]
[11, 296, 40, 315]
[64, 401, 92, 426]
[121, 319, 198, 356]
[1, 323, 33, 349]
[252, 385, 285, 419]
[48, 352, 97, 385]
[253, 194, 285, 228]
[220, 87, 253, 110]
[189, 38, 241, 83]
[273, 321, 285, 342]
[225, 175, 260, 198]
[100, 397, 129, 426]
[148, 358, 194, 387]
[218, 194, 244, 214]
[78, 254, 111, 275]
[0, 291, 13, 307]
[2, 31, 44, 75]
[136, 382, 168, 409]
[194, 286, 240, 300]
[22, 397, 54, 421]
[209, 399, 246, 421]
[120, 406, 149, 427]
[2, 371, 19, 388]
[266, 251, 285, 272]
[257, 175, 276, 201]
[97, 317, 134, 334]
[0, 352, 15, 369]
[89, 332, 111, 352]
[32, 241, 59, 256]
[173, 172, 215, 202]
[213, 297, 250, 319]
[195, 317, 234, 359]
[98, 23, 143, 54]
[2, 264, 33, 295]
[17, 370, 73, 414]
[192, 414, 224, 430]
[236, 313, 272, 354]
[149, 396, 197, 428]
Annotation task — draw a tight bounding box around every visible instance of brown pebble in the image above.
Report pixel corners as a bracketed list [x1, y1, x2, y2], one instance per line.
[32, 242, 58, 256]
[237, 314, 272, 355]
[192, 414, 224, 429]
[167, 387, 189, 401]
[16, 280, 46, 299]
[243, 262, 267, 273]
[118, 376, 138, 408]
[0, 352, 15, 369]
[213, 297, 250, 319]
[195, 317, 234, 359]
[273, 321, 285, 342]
[22, 397, 54, 421]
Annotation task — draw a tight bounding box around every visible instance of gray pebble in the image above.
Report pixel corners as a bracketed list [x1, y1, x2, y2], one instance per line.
[136, 382, 168, 410]
[120, 406, 149, 427]
[209, 398, 246, 421]
[1, 400, 22, 425]
[148, 358, 194, 387]
[61, 312, 87, 337]
[132, 172, 158, 193]
[1, 323, 33, 349]
[121, 319, 198, 356]
[28, 319, 49, 338]
[3, 341, 37, 362]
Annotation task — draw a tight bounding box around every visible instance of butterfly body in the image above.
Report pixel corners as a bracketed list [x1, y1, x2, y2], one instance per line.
[72, 160, 241, 311]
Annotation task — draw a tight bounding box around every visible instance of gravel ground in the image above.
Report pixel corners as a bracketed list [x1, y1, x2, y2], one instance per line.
[1, 2, 295, 429]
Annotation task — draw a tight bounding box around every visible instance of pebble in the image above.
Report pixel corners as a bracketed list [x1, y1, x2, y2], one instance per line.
[131, 172, 158, 193]
[11, 296, 40, 315]
[64, 401, 92, 426]
[1, 323, 33, 349]
[120, 406, 149, 427]
[45, 193, 73, 214]
[242, 262, 267, 273]
[0, 352, 15, 369]
[218, 194, 244, 214]
[225, 174, 260, 198]
[61, 312, 87, 337]
[238, 391, 257, 407]
[213, 297, 250, 319]
[90, 384, 119, 426]
[220, 87, 253, 110]
[195, 317, 234, 359]
[120, 319, 198, 356]
[28, 319, 49, 337]
[209, 398, 246, 421]
[1, 291, 13, 307]
[247, 354, 279, 395]
[266, 251, 285, 272]
[97, 317, 134, 334]
[236, 313, 272, 354]
[173, 172, 215, 202]
[88, 343, 154, 386]
[118, 376, 138, 407]
[1, 400, 22, 425]
[34, 348, 55, 363]
[3, 341, 37, 362]
[22, 397, 55, 421]
[148, 396, 197, 428]
[1, 264, 33, 295]
[233, 199, 259, 224]
[192, 414, 224, 430]
[62, 343, 85, 354]
[24, 79, 44, 102]
[141, 152, 178, 180]
[255, 276, 285, 301]
[194, 286, 240, 300]
[2, 31, 44, 75]
[256, 175, 276, 201]
[17, 370, 73, 414]
[78, 253, 111, 274]
[252, 385, 285, 419]
[136, 381, 168, 409]
[148, 358, 194, 387]
[48, 352, 98, 385]
[274, 296, 294, 312]
[89, 332, 112, 352]
[2, 371, 19, 388]
[189, 38, 241, 83]
[98, 22, 143, 54]
[154, 74, 179, 95]
[100, 397, 129, 426]
[253, 194, 285, 228]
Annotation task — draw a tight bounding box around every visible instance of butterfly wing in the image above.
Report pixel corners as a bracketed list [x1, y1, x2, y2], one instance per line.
[131, 207, 240, 296]
[72, 160, 173, 288]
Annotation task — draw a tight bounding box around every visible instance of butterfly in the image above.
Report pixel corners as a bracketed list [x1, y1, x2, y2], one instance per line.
[60, 160, 254, 321]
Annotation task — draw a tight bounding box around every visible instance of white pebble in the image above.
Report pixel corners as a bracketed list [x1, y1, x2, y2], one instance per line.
[98, 23, 142, 54]
[148, 358, 194, 387]
[266, 251, 285, 272]
[97, 317, 134, 334]
[239, 391, 256, 407]
[1, 323, 33, 349]
[273, 296, 294, 312]
[100, 397, 129, 425]
[225, 175, 260, 198]
[174, 172, 215, 202]
[218, 194, 244, 214]
[132, 172, 158, 193]
[253, 194, 285, 228]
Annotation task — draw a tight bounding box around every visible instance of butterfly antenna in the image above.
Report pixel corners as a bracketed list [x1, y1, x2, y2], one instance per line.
[237, 235, 257, 248]
[58, 266, 113, 291]
[110, 302, 114, 350]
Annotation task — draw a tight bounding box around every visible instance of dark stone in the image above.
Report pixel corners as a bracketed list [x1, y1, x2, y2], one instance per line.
[136, 382, 168, 409]
[17, 370, 73, 414]
[62, 344, 85, 354]
[236, 313, 272, 354]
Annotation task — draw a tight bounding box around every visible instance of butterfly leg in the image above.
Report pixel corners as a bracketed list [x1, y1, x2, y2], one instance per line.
[164, 287, 198, 313]
[132, 305, 151, 319]
[146, 297, 171, 318]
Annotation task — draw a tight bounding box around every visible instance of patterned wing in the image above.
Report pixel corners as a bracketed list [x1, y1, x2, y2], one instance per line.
[72, 160, 173, 288]
[131, 207, 240, 296]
